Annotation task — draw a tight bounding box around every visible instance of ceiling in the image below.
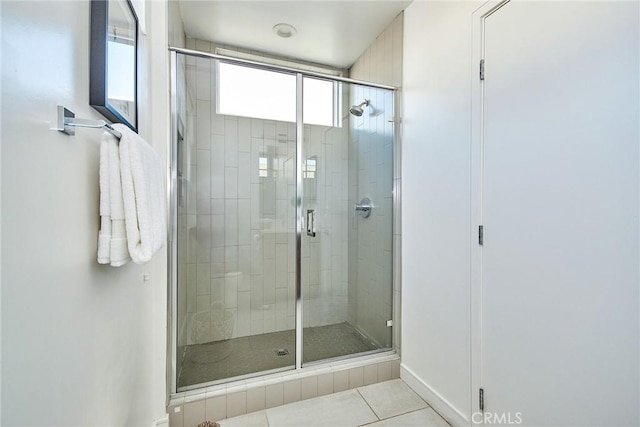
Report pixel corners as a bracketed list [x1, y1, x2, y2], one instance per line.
[177, 1, 412, 69]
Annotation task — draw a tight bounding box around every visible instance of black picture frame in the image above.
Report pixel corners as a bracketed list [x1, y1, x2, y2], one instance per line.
[90, 0, 138, 132]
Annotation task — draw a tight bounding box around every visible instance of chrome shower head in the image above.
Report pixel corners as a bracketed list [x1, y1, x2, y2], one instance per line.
[349, 99, 370, 117]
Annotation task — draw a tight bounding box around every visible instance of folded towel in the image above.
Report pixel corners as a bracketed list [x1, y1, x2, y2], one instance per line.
[108, 137, 130, 266]
[115, 124, 167, 264]
[97, 130, 132, 266]
[97, 134, 113, 264]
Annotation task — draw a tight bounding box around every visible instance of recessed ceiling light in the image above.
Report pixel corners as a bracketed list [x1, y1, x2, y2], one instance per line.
[273, 23, 297, 38]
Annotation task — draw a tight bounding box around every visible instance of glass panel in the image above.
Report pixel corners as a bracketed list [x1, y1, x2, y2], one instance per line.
[301, 80, 394, 364]
[217, 62, 296, 122]
[175, 54, 297, 390]
[302, 77, 336, 127]
[217, 67, 338, 127]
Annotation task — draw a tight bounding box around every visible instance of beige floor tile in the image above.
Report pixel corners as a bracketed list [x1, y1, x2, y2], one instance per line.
[364, 408, 450, 427]
[357, 379, 427, 419]
[266, 389, 377, 427]
[219, 411, 269, 427]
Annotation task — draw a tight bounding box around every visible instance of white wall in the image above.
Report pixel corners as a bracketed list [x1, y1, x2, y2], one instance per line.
[402, 1, 476, 422]
[168, 0, 185, 48]
[402, 1, 639, 426]
[1, 1, 169, 425]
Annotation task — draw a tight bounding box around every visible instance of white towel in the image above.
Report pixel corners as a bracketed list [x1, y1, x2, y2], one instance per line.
[97, 134, 113, 264]
[97, 131, 132, 266]
[115, 124, 167, 264]
[108, 138, 130, 266]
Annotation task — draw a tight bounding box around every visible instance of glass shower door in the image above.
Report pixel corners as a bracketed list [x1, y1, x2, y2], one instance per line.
[301, 79, 394, 364]
[172, 51, 396, 390]
[174, 53, 298, 390]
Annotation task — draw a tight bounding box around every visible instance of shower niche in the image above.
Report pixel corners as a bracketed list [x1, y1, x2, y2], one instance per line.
[171, 47, 395, 391]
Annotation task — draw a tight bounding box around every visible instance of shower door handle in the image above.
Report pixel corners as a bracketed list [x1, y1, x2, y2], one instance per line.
[306, 209, 316, 237]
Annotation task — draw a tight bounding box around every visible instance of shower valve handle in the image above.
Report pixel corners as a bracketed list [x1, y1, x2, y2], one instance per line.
[355, 197, 373, 218]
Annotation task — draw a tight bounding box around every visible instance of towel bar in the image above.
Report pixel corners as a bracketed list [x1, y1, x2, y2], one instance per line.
[53, 105, 122, 139]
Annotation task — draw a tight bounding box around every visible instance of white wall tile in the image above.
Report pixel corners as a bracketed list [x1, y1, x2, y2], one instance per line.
[197, 263, 211, 296]
[183, 399, 206, 427]
[212, 198, 225, 215]
[251, 119, 263, 138]
[333, 370, 349, 392]
[317, 373, 334, 396]
[226, 391, 246, 418]
[212, 215, 225, 249]
[283, 379, 301, 404]
[224, 274, 238, 308]
[224, 199, 238, 246]
[196, 101, 211, 149]
[301, 376, 318, 400]
[169, 405, 184, 427]
[246, 386, 266, 413]
[265, 383, 283, 408]
[212, 110, 225, 135]
[238, 200, 251, 246]
[211, 138, 225, 199]
[195, 39, 211, 52]
[196, 58, 211, 101]
[224, 167, 238, 199]
[238, 117, 251, 153]
[237, 291, 251, 337]
[205, 395, 226, 422]
[225, 118, 239, 167]
[238, 152, 251, 199]
[196, 150, 211, 214]
[364, 364, 378, 386]
[196, 215, 211, 263]
[349, 366, 364, 389]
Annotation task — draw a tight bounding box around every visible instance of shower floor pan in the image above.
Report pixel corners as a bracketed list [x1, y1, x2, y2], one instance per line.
[177, 322, 379, 388]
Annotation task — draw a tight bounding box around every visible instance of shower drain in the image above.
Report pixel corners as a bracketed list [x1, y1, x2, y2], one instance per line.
[275, 348, 290, 357]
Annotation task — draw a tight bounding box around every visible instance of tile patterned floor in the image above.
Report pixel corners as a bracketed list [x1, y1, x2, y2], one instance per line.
[178, 322, 379, 388]
[216, 379, 451, 427]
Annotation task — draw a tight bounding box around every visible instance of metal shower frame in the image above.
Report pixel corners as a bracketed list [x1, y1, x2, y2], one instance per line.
[167, 46, 399, 397]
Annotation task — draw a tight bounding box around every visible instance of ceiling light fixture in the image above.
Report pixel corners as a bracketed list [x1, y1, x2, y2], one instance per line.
[273, 23, 297, 38]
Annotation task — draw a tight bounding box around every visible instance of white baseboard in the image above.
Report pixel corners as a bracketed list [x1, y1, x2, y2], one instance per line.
[401, 364, 469, 427]
[153, 414, 169, 427]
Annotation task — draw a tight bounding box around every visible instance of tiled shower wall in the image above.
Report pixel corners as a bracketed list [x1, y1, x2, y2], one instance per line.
[176, 53, 191, 359]
[348, 13, 403, 349]
[177, 38, 351, 347]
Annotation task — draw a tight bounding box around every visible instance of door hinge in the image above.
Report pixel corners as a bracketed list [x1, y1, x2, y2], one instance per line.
[479, 225, 484, 245]
[480, 59, 485, 81]
[479, 388, 485, 411]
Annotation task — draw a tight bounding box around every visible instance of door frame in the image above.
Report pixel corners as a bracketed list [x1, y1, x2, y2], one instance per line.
[470, 1, 511, 424]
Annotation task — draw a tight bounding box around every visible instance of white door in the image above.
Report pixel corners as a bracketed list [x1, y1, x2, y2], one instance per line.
[480, 1, 639, 425]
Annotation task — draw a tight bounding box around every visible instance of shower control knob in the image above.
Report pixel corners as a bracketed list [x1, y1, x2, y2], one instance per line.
[354, 197, 373, 218]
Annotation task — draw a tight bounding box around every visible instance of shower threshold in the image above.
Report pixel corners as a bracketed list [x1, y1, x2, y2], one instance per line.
[177, 322, 379, 389]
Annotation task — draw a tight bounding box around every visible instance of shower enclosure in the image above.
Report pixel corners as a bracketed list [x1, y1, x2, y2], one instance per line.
[169, 48, 396, 392]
